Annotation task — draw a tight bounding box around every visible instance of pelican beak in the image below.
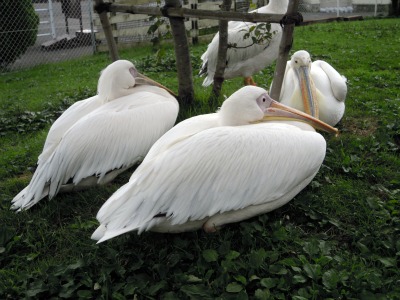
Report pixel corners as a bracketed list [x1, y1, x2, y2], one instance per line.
[298, 66, 319, 118]
[130, 68, 177, 97]
[262, 100, 338, 135]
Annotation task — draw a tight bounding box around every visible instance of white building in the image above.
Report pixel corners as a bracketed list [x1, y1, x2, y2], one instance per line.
[300, 0, 391, 13]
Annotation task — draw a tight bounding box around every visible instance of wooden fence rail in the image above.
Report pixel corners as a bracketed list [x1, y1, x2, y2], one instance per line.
[94, 0, 301, 103]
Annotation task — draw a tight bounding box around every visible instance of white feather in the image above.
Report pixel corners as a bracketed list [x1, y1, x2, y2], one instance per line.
[92, 86, 327, 242]
[11, 60, 178, 211]
[199, 0, 289, 86]
[277, 50, 347, 126]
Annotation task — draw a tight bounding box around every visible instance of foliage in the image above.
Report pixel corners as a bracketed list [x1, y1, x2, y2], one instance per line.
[0, 99, 73, 136]
[147, 16, 172, 46]
[0, 0, 39, 70]
[229, 23, 274, 49]
[135, 50, 202, 74]
[0, 18, 399, 299]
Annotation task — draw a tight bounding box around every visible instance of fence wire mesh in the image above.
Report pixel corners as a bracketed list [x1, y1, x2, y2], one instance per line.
[0, 0, 390, 73]
[1, 0, 96, 72]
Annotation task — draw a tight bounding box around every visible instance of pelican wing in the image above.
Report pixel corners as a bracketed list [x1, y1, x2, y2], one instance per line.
[13, 89, 178, 209]
[200, 22, 281, 85]
[38, 96, 101, 164]
[312, 60, 347, 102]
[95, 122, 326, 241]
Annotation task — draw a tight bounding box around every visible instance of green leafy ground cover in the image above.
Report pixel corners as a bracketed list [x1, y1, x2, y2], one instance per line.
[0, 18, 399, 299]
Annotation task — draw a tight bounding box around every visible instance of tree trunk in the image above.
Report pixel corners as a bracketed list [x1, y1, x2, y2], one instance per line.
[210, 0, 232, 103]
[94, 0, 119, 61]
[390, 0, 400, 16]
[166, 0, 194, 106]
[269, 0, 301, 101]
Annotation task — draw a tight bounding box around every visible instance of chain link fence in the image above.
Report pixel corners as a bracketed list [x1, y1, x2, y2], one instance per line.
[1, 0, 96, 72]
[0, 0, 390, 73]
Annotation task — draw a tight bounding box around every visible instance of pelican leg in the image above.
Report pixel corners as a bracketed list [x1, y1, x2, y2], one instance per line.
[244, 77, 257, 86]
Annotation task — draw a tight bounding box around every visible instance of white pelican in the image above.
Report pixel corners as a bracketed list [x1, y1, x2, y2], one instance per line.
[91, 86, 338, 243]
[11, 60, 179, 211]
[199, 0, 289, 86]
[277, 50, 347, 126]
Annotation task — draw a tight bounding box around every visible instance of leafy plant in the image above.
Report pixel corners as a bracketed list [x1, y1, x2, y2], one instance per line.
[229, 23, 275, 49]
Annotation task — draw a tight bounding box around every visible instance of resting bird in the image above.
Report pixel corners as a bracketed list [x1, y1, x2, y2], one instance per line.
[276, 50, 347, 126]
[199, 0, 289, 87]
[92, 86, 338, 243]
[11, 60, 179, 211]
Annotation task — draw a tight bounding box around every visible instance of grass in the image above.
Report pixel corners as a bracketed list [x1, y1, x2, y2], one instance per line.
[1, 17, 399, 299]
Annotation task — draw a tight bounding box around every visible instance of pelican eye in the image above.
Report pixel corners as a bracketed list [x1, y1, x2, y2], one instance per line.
[295, 60, 298, 63]
[262, 97, 266, 102]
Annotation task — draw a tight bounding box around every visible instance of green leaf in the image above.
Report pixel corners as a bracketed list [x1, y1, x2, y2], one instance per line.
[292, 297, 308, 300]
[254, 289, 270, 300]
[273, 227, 288, 241]
[303, 263, 321, 280]
[322, 269, 339, 290]
[180, 285, 213, 298]
[366, 197, 380, 209]
[26, 280, 46, 297]
[378, 257, 396, 267]
[269, 264, 287, 275]
[202, 249, 218, 262]
[148, 280, 167, 295]
[226, 250, 241, 260]
[303, 239, 320, 256]
[249, 248, 267, 268]
[234, 275, 247, 285]
[293, 275, 307, 284]
[76, 290, 92, 299]
[124, 283, 136, 296]
[226, 282, 243, 293]
[68, 259, 84, 270]
[260, 278, 276, 289]
[186, 274, 202, 283]
[296, 287, 311, 298]
[27, 252, 39, 261]
[278, 257, 300, 267]
[111, 292, 125, 300]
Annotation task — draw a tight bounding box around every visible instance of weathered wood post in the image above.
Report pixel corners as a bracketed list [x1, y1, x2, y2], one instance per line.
[210, 0, 232, 101]
[94, 0, 119, 61]
[190, 0, 199, 44]
[165, 0, 194, 106]
[269, 0, 301, 100]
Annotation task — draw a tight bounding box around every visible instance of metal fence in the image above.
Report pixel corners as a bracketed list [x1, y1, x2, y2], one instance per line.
[0, 0, 390, 73]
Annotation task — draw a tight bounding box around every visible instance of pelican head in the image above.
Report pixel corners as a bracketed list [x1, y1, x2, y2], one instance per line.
[97, 60, 176, 102]
[290, 50, 319, 118]
[221, 86, 337, 134]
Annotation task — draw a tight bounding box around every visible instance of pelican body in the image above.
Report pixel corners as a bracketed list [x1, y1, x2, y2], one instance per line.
[92, 86, 338, 243]
[12, 60, 179, 211]
[199, 0, 289, 87]
[278, 50, 347, 126]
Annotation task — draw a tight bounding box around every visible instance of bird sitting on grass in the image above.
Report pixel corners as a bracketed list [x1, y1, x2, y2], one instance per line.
[91, 86, 338, 243]
[11, 60, 179, 211]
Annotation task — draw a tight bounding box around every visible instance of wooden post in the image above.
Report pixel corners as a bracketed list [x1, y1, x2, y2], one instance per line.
[165, 0, 194, 105]
[190, 0, 199, 44]
[94, 0, 119, 61]
[210, 0, 232, 101]
[269, 0, 300, 100]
